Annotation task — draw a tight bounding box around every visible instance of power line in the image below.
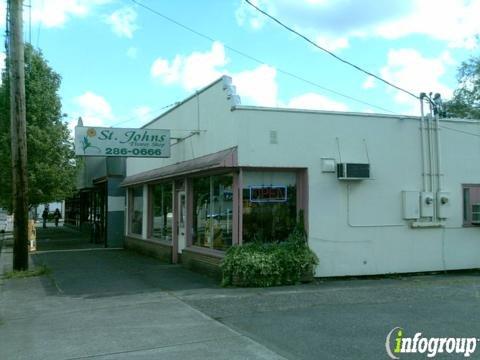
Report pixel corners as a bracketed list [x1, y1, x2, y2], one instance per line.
[111, 102, 178, 127]
[25, 0, 31, 44]
[36, 0, 44, 48]
[130, 0, 397, 114]
[245, 0, 419, 100]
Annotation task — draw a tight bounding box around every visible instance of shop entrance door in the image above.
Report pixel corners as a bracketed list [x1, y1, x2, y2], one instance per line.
[177, 191, 186, 253]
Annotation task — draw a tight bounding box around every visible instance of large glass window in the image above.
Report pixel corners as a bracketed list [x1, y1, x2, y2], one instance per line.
[192, 173, 233, 251]
[242, 171, 297, 243]
[130, 186, 143, 235]
[151, 183, 173, 242]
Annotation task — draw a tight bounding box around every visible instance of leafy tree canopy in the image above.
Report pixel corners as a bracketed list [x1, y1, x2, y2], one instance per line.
[0, 44, 77, 210]
[445, 52, 480, 119]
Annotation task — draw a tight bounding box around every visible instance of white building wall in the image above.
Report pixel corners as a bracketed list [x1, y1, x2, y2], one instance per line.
[234, 107, 480, 276]
[126, 77, 240, 177]
[124, 76, 480, 277]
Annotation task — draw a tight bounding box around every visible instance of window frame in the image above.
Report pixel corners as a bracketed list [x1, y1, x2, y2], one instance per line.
[191, 172, 235, 251]
[148, 181, 174, 243]
[128, 185, 144, 236]
[241, 169, 299, 243]
[463, 187, 470, 224]
[462, 184, 480, 227]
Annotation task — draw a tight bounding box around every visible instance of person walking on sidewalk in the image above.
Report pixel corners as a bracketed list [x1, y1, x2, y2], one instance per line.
[42, 209, 48, 228]
[53, 208, 61, 227]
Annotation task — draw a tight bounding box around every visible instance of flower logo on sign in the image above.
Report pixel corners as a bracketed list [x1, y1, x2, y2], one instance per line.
[81, 128, 101, 154]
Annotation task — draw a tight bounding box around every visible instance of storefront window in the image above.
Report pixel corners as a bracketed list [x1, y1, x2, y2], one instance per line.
[192, 173, 233, 251]
[151, 183, 173, 242]
[130, 186, 143, 235]
[242, 171, 297, 243]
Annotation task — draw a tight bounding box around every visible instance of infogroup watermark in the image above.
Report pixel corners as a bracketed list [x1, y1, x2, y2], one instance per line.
[385, 327, 478, 359]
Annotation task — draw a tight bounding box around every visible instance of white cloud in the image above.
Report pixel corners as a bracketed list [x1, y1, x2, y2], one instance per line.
[232, 65, 278, 107]
[235, 0, 274, 30]
[74, 91, 113, 127]
[31, 0, 110, 28]
[287, 92, 348, 111]
[380, 49, 454, 114]
[133, 106, 152, 123]
[375, 0, 480, 49]
[151, 57, 182, 84]
[126, 47, 138, 59]
[235, 0, 412, 50]
[151, 42, 280, 107]
[235, 0, 480, 49]
[315, 35, 349, 51]
[362, 76, 376, 89]
[151, 41, 227, 91]
[151, 42, 356, 109]
[105, 7, 138, 38]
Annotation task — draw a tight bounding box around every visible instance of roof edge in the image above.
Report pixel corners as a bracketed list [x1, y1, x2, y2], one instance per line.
[142, 75, 234, 129]
[232, 105, 480, 123]
[232, 104, 418, 120]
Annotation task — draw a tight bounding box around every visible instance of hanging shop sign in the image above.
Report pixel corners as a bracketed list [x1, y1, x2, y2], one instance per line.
[75, 127, 170, 157]
[249, 186, 287, 203]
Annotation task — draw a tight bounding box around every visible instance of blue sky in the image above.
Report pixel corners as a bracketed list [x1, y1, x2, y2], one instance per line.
[0, 0, 479, 131]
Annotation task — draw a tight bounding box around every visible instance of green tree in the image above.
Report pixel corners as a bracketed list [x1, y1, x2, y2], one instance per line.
[445, 54, 480, 119]
[0, 44, 77, 210]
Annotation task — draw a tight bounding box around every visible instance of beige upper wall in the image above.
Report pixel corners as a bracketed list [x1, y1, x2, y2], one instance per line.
[126, 76, 240, 177]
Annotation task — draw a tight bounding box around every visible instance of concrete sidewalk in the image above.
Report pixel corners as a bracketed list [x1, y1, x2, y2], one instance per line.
[0, 230, 285, 360]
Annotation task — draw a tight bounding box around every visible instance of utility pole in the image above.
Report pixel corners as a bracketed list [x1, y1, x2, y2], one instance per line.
[8, 0, 29, 271]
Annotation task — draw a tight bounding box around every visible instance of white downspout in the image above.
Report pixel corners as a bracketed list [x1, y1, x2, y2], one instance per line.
[419, 94, 427, 192]
[433, 95, 443, 193]
[427, 101, 436, 220]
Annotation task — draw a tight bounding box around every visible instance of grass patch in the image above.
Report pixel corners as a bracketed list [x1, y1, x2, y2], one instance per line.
[3, 265, 51, 279]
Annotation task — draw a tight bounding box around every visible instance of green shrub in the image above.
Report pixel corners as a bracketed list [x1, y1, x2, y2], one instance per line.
[220, 236, 319, 287]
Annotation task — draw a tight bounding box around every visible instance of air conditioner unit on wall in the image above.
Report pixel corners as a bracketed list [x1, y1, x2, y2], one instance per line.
[337, 163, 370, 180]
[472, 204, 480, 225]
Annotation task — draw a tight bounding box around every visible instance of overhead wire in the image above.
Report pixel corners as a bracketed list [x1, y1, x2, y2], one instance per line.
[111, 101, 178, 127]
[130, 0, 397, 114]
[244, 0, 419, 101]
[26, 0, 31, 44]
[36, 0, 44, 48]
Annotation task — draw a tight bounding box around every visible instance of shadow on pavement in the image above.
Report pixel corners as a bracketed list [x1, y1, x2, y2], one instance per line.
[31, 226, 218, 298]
[36, 225, 104, 251]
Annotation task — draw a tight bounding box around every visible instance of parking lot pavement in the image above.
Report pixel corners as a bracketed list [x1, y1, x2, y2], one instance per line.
[177, 274, 480, 359]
